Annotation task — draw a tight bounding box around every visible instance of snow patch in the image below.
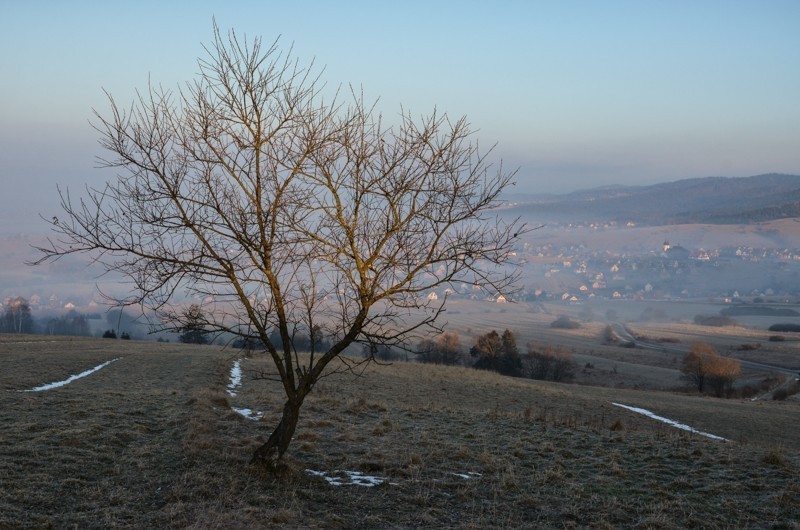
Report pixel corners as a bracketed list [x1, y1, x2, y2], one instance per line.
[227, 359, 242, 396]
[612, 402, 727, 441]
[451, 471, 482, 480]
[232, 407, 263, 421]
[20, 358, 121, 392]
[306, 469, 393, 487]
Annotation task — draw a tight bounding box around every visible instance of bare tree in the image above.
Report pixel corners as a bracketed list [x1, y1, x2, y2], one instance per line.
[32, 25, 524, 463]
[177, 304, 211, 344]
[1, 297, 35, 334]
[681, 343, 717, 393]
[417, 331, 462, 365]
[681, 342, 741, 396]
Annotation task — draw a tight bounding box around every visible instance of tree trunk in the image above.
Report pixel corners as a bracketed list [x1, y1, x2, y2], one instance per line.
[250, 399, 301, 464]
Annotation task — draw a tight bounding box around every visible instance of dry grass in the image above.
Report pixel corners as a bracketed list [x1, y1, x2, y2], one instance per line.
[1, 335, 798, 528]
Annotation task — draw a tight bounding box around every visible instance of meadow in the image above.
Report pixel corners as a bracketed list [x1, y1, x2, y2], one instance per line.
[1, 334, 797, 528]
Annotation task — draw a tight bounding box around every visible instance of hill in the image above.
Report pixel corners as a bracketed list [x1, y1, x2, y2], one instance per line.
[505, 173, 800, 225]
[1, 336, 797, 527]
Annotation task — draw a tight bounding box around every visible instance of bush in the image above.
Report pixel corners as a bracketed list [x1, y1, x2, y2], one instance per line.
[773, 381, 800, 401]
[768, 323, 800, 333]
[550, 316, 581, 329]
[526, 345, 576, 382]
[737, 343, 761, 351]
[768, 335, 786, 342]
[417, 331, 462, 365]
[639, 307, 668, 322]
[102, 329, 117, 339]
[680, 342, 741, 397]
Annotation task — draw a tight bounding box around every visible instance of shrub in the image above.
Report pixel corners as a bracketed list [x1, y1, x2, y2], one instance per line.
[773, 382, 800, 401]
[639, 307, 668, 322]
[737, 343, 761, 351]
[417, 331, 462, 365]
[681, 342, 741, 397]
[526, 345, 576, 382]
[550, 316, 581, 329]
[768, 323, 800, 333]
[102, 329, 117, 339]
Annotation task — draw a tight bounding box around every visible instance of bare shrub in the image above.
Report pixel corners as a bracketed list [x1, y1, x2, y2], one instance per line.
[762, 447, 791, 469]
[773, 381, 800, 401]
[680, 342, 741, 397]
[525, 345, 576, 382]
[417, 331, 463, 365]
[737, 343, 761, 351]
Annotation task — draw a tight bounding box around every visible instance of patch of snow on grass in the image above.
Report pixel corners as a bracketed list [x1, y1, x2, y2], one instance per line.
[232, 407, 263, 420]
[227, 359, 242, 396]
[20, 358, 121, 392]
[306, 469, 391, 487]
[612, 402, 727, 441]
[451, 472, 482, 479]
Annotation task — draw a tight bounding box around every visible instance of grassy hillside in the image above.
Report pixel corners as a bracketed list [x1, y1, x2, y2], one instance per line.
[1, 336, 798, 527]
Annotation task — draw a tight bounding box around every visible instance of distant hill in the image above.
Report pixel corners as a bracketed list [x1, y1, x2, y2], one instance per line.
[504, 173, 800, 225]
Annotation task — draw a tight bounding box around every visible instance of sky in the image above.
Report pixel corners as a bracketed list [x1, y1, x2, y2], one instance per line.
[1, 1, 799, 232]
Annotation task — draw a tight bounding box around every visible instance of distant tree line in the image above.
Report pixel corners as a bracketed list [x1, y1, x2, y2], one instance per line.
[414, 328, 576, 382]
[0, 297, 138, 338]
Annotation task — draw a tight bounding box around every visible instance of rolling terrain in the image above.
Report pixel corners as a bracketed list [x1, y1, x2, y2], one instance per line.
[504, 173, 800, 225]
[1, 335, 797, 527]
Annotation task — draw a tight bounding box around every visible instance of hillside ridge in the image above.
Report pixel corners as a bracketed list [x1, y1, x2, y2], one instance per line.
[506, 173, 800, 225]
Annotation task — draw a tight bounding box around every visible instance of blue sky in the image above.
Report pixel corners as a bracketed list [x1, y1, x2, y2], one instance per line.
[1, 1, 799, 230]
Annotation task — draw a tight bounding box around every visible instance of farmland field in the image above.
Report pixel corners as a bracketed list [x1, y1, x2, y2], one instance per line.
[1, 334, 798, 527]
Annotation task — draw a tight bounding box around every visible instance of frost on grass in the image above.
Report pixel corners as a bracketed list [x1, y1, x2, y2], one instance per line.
[20, 358, 121, 392]
[232, 407, 263, 421]
[227, 359, 242, 397]
[612, 402, 727, 441]
[306, 469, 392, 487]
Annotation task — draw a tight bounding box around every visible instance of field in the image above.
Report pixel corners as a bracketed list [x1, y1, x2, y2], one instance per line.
[1, 334, 798, 528]
[441, 298, 800, 391]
